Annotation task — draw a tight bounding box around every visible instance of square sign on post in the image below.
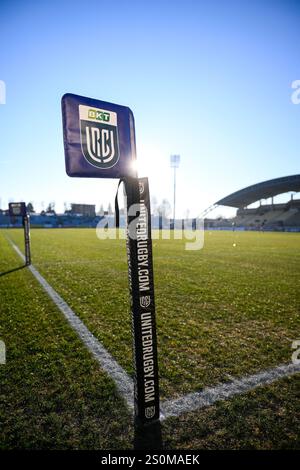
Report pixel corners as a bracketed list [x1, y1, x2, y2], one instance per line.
[62, 93, 137, 178]
[62, 94, 160, 429]
[8, 202, 27, 218]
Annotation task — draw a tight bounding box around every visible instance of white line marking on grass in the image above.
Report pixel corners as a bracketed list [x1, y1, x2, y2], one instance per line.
[7, 237, 300, 421]
[160, 362, 300, 419]
[8, 239, 134, 411]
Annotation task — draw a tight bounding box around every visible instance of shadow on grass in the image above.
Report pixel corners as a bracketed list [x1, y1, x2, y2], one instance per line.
[0, 265, 26, 277]
[134, 420, 163, 450]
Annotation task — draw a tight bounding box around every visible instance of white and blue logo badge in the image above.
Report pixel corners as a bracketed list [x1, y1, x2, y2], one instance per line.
[79, 105, 120, 169]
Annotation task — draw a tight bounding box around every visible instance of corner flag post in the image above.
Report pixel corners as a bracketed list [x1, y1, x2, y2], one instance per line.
[62, 93, 160, 427]
[123, 176, 160, 425]
[8, 202, 31, 266]
[23, 213, 31, 266]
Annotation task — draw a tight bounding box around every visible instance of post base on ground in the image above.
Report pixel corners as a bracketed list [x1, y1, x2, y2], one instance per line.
[134, 419, 162, 450]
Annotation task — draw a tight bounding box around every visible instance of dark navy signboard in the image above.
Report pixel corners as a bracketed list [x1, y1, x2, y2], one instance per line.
[62, 93, 137, 178]
[8, 202, 27, 217]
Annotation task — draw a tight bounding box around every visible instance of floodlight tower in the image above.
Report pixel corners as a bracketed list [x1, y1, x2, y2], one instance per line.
[170, 154, 180, 221]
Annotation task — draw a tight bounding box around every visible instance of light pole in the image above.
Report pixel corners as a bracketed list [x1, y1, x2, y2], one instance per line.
[170, 154, 180, 222]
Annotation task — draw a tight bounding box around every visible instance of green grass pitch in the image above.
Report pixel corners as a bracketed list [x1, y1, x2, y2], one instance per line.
[0, 228, 299, 449]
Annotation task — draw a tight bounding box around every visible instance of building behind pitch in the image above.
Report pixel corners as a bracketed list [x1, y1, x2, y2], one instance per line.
[71, 203, 96, 217]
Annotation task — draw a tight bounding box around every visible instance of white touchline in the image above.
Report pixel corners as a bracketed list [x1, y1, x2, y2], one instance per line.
[7, 236, 300, 422]
[159, 362, 300, 419]
[8, 238, 134, 411]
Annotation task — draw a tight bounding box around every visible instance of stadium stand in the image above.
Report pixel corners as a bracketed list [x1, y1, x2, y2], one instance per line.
[0, 213, 104, 228]
[214, 175, 300, 231]
[232, 202, 300, 230]
[1, 176, 299, 232]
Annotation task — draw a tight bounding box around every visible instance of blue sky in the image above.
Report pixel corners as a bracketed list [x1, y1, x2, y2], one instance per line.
[0, 0, 299, 217]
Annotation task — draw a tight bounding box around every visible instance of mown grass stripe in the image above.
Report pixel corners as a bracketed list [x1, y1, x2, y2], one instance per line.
[7, 235, 300, 422]
[8, 237, 134, 411]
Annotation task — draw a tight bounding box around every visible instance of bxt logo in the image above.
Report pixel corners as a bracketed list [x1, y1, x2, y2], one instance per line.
[79, 105, 120, 169]
[88, 108, 110, 122]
